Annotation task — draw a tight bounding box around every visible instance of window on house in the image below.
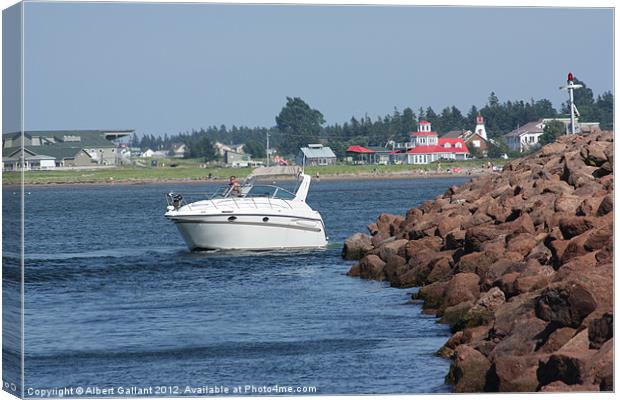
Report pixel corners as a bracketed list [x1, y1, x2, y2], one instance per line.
[456, 142, 462, 148]
[444, 143, 450, 148]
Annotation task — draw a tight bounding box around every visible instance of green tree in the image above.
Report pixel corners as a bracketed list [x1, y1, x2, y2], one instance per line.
[185, 134, 217, 161]
[243, 140, 266, 158]
[275, 97, 325, 156]
[539, 120, 566, 146]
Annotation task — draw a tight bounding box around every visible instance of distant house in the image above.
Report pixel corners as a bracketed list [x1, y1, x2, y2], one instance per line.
[345, 145, 396, 165]
[442, 130, 488, 156]
[504, 121, 545, 152]
[2, 146, 95, 171]
[215, 142, 245, 157]
[296, 144, 337, 166]
[170, 143, 187, 158]
[2, 129, 133, 171]
[403, 121, 469, 164]
[225, 150, 252, 167]
[505, 118, 601, 152]
[140, 149, 155, 158]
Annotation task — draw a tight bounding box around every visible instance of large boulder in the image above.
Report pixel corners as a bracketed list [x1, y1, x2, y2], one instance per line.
[442, 273, 481, 311]
[355, 255, 386, 280]
[342, 232, 373, 260]
[485, 355, 541, 392]
[535, 282, 597, 328]
[446, 345, 491, 392]
[378, 239, 408, 262]
[588, 313, 613, 350]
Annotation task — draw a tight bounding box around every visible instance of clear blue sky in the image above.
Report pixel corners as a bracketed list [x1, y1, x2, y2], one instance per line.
[20, 2, 613, 136]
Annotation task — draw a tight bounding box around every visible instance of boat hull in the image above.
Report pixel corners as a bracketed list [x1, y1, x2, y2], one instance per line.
[169, 214, 328, 250]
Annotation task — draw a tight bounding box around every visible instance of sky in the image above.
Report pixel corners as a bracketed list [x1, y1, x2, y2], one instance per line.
[11, 2, 615, 135]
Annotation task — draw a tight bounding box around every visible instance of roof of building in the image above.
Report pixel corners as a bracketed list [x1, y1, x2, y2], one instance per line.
[3, 129, 132, 142]
[418, 120, 431, 125]
[441, 130, 464, 139]
[299, 145, 336, 159]
[346, 145, 375, 154]
[504, 121, 545, 138]
[3, 130, 124, 148]
[366, 146, 395, 154]
[407, 138, 469, 154]
[3, 145, 91, 160]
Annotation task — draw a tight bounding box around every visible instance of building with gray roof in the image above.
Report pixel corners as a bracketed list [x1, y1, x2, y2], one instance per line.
[2, 129, 133, 171]
[296, 144, 337, 166]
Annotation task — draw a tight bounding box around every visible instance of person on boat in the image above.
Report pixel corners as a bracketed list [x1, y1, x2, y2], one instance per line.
[228, 175, 241, 197]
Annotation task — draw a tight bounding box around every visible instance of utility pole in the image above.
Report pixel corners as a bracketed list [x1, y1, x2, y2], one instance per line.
[266, 131, 270, 166]
[560, 72, 583, 135]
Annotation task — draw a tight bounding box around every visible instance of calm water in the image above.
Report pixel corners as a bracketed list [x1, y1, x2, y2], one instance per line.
[4, 177, 470, 395]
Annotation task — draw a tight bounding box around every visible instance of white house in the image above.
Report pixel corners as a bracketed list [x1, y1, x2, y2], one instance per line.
[505, 118, 601, 152]
[140, 149, 155, 158]
[403, 121, 470, 164]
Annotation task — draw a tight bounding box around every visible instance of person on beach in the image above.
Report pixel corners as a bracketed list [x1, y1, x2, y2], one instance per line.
[228, 175, 241, 197]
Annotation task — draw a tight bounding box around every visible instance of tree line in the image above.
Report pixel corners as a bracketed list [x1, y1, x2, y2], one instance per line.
[131, 76, 612, 161]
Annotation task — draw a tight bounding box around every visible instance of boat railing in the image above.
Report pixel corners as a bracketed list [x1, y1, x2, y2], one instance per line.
[165, 188, 296, 211]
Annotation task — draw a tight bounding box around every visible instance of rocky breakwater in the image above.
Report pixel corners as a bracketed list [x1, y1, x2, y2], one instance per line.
[343, 131, 613, 392]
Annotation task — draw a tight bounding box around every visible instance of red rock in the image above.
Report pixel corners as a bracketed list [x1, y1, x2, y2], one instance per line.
[576, 196, 605, 216]
[413, 281, 448, 312]
[514, 273, 551, 295]
[486, 355, 541, 392]
[464, 226, 506, 253]
[540, 381, 599, 392]
[588, 313, 612, 349]
[539, 327, 577, 353]
[535, 282, 597, 328]
[554, 193, 582, 213]
[404, 236, 442, 259]
[443, 273, 481, 310]
[583, 224, 612, 252]
[357, 255, 386, 280]
[499, 213, 536, 237]
[525, 242, 552, 265]
[342, 232, 373, 260]
[378, 239, 408, 262]
[559, 216, 596, 239]
[437, 331, 465, 358]
[456, 251, 496, 275]
[537, 349, 596, 386]
[493, 272, 520, 299]
[426, 256, 453, 283]
[435, 214, 464, 238]
[446, 345, 491, 392]
[581, 141, 609, 167]
[506, 233, 538, 256]
[548, 239, 569, 267]
[444, 229, 466, 250]
[596, 194, 613, 216]
[382, 254, 407, 285]
[584, 338, 613, 390]
[440, 301, 474, 330]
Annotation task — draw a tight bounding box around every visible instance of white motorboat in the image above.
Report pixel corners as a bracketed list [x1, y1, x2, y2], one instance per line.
[165, 166, 328, 250]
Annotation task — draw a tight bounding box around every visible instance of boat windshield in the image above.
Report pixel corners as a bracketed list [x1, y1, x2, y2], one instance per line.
[209, 184, 296, 200]
[244, 185, 296, 200]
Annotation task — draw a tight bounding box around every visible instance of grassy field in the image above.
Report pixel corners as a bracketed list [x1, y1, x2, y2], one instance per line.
[2, 158, 507, 186]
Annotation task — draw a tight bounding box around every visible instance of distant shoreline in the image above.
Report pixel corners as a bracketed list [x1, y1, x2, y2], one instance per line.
[4, 170, 495, 189]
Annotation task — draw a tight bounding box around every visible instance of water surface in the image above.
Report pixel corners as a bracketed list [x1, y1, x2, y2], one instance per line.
[5, 177, 470, 395]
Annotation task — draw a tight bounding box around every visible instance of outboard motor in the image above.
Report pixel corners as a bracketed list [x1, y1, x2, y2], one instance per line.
[167, 192, 183, 210]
